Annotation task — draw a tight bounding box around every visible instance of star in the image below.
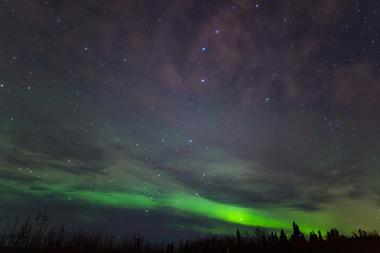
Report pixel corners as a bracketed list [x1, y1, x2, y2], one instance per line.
[1, 0, 380, 240]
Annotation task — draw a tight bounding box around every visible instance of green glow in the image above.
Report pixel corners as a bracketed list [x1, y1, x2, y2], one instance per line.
[2, 0, 380, 239]
[0, 175, 314, 232]
[162, 194, 285, 229]
[66, 190, 320, 232]
[73, 191, 157, 209]
[1, 135, 379, 235]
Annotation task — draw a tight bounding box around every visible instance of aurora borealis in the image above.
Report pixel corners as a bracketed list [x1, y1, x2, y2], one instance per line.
[1, 0, 380, 239]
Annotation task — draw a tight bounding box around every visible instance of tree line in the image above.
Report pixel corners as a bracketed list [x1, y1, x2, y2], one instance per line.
[1, 211, 380, 253]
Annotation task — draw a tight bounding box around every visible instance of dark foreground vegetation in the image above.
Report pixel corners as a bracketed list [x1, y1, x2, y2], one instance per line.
[1, 211, 380, 253]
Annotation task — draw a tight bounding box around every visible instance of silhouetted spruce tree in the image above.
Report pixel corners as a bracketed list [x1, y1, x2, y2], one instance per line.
[290, 222, 305, 242]
[327, 228, 341, 241]
[279, 229, 288, 242]
[166, 242, 174, 253]
[359, 229, 366, 238]
[236, 229, 241, 242]
[309, 231, 318, 242]
[318, 230, 323, 241]
[269, 232, 279, 243]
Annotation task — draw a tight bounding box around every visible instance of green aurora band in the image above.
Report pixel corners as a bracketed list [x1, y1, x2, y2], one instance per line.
[1, 122, 379, 235]
[0, 178, 328, 233]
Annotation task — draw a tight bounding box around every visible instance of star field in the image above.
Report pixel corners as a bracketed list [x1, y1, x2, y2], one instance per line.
[1, 0, 380, 239]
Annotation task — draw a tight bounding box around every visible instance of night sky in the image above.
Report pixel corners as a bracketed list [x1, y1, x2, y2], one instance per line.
[1, 0, 380, 239]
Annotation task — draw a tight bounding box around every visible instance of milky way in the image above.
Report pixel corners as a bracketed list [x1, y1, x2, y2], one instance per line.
[1, 0, 380, 239]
